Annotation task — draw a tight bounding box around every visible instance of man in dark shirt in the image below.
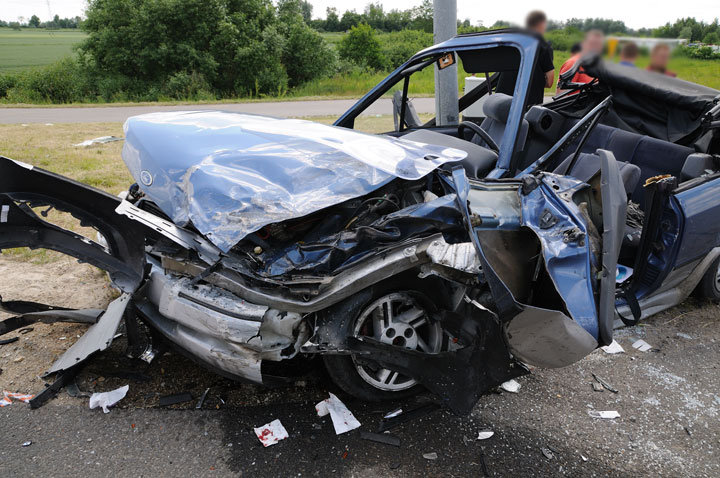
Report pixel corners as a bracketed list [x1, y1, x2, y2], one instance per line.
[496, 10, 555, 106]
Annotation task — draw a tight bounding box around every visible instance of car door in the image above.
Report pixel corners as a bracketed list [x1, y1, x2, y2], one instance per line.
[451, 148, 627, 366]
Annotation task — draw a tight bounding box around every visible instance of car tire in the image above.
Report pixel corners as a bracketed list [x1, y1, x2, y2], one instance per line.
[696, 255, 720, 302]
[322, 277, 448, 402]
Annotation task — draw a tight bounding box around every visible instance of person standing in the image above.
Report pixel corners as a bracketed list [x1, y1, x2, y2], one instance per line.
[647, 43, 677, 77]
[556, 29, 605, 94]
[618, 42, 639, 67]
[496, 10, 554, 106]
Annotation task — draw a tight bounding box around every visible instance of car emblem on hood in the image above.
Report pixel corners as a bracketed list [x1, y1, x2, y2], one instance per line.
[140, 170, 153, 186]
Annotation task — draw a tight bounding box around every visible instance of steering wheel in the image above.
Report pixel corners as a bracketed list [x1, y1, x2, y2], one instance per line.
[458, 121, 499, 154]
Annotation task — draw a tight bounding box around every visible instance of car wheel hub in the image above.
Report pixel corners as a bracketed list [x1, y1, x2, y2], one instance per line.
[351, 292, 442, 392]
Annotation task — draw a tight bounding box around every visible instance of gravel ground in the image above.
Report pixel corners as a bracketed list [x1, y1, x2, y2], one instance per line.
[1, 257, 719, 476]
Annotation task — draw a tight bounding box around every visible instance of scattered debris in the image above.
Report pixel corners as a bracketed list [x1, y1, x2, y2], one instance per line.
[588, 410, 620, 419]
[0, 337, 19, 345]
[22, 441, 32, 447]
[601, 340, 624, 354]
[73, 136, 123, 147]
[423, 452, 438, 460]
[254, 419, 288, 447]
[18, 327, 34, 334]
[499, 379, 521, 393]
[676, 332, 692, 339]
[315, 393, 361, 435]
[591, 373, 619, 393]
[477, 429, 494, 440]
[581, 454, 588, 462]
[684, 426, 692, 437]
[632, 339, 652, 352]
[541, 447, 554, 459]
[0, 390, 35, 407]
[66, 381, 90, 398]
[89, 385, 129, 413]
[196, 388, 210, 409]
[360, 431, 401, 447]
[591, 382, 604, 392]
[13, 356, 24, 363]
[384, 407, 403, 419]
[159, 392, 193, 407]
[377, 403, 440, 433]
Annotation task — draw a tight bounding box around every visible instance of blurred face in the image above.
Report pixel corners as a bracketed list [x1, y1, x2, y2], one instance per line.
[582, 33, 605, 55]
[651, 47, 671, 68]
[532, 20, 547, 35]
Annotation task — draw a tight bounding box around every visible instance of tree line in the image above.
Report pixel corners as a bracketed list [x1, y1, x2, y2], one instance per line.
[1, 15, 82, 30]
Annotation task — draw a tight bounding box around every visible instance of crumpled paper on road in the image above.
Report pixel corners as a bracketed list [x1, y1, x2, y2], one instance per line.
[254, 419, 289, 447]
[315, 393, 361, 435]
[89, 385, 129, 413]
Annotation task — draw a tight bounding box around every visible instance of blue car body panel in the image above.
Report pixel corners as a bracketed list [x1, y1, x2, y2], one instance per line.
[122, 111, 465, 252]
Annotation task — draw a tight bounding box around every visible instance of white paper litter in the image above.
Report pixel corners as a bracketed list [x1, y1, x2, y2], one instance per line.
[73, 136, 123, 147]
[315, 393, 361, 435]
[384, 408, 403, 419]
[676, 332, 692, 339]
[632, 339, 652, 352]
[89, 385, 128, 413]
[601, 340, 624, 354]
[253, 419, 289, 447]
[499, 379, 521, 393]
[423, 452, 438, 460]
[477, 429, 494, 440]
[588, 410, 620, 419]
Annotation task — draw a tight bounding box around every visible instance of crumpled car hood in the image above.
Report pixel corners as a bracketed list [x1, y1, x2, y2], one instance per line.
[122, 111, 466, 252]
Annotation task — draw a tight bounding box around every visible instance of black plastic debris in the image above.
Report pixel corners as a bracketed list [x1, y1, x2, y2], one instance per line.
[0, 337, 18, 345]
[591, 373, 619, 393]
[376, 403, 440, 433]
[159, 392, 193, 407]
[360, 431, 401, 447]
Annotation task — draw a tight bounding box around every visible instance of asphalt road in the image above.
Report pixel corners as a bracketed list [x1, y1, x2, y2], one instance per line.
[0, 98, 437, 124]
[2, 298, 719, 477]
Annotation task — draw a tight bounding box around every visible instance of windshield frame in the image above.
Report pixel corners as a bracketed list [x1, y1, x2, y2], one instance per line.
[333, 31, 541, 176]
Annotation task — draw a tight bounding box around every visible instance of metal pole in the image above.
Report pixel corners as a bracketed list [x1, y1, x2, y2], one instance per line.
[433, 0, 459, 126]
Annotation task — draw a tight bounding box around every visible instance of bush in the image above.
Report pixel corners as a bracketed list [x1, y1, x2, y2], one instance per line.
[0, 74, 18, 99]
[676, 45, 720, 60]
[164, 71, 212, 100]
[379, 30, 433, 69]
[545, 28, 584, 52]
[338, 23, 385, 70]
[281, 21, 335, 87]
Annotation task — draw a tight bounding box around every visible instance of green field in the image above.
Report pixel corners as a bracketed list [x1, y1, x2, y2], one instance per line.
[0, 28, 86, 72]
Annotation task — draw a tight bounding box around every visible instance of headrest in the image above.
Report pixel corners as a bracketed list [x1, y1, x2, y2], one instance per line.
[483, 93, 513, 123]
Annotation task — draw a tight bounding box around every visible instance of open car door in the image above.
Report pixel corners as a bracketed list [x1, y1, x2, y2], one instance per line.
[455, 148, 627, 365]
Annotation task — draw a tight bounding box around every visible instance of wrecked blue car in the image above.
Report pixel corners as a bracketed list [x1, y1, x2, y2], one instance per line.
[1, 30, 719, 414]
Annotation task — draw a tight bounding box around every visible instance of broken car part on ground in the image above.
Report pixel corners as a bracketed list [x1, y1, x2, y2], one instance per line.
[1, 30, 719, 415]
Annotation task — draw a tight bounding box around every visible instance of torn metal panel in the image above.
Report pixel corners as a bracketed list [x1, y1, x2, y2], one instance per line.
[47, 293, 131, 374]
[115, 200, 221, 264]
[504, 305, 597, 368]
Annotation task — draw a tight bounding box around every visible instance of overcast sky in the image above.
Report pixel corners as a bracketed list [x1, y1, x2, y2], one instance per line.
[4, 0, 718, 30]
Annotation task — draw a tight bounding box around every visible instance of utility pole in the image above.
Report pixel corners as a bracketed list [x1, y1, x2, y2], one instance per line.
[433, 0, 459, 126]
